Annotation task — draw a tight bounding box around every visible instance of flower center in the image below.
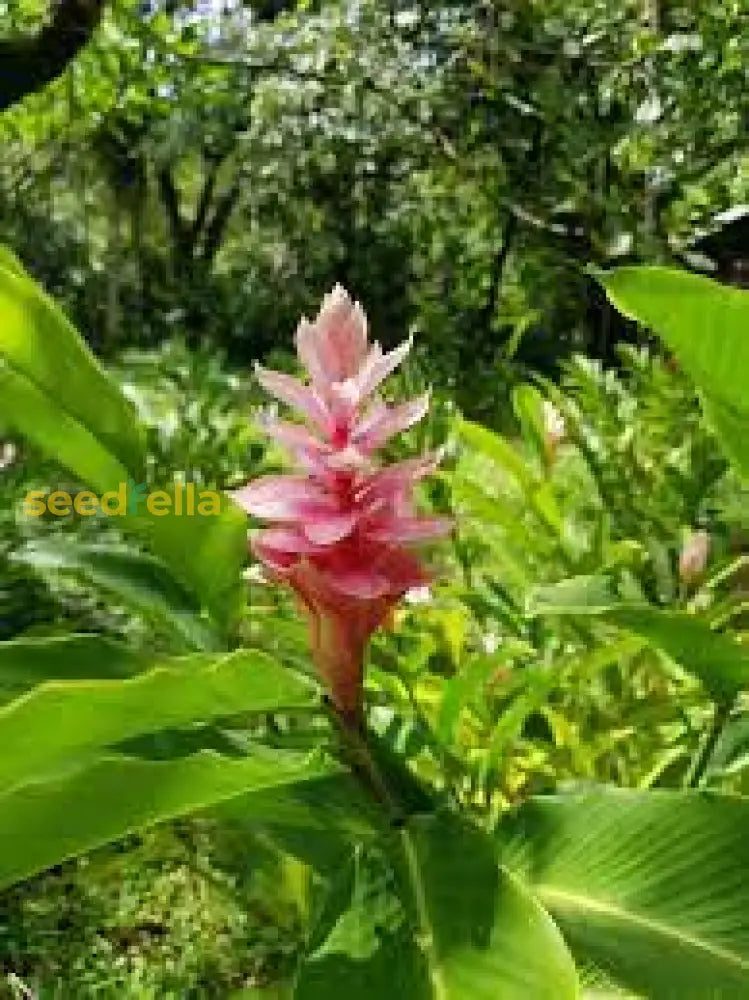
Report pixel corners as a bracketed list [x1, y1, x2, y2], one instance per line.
[330, 422, 349, 449]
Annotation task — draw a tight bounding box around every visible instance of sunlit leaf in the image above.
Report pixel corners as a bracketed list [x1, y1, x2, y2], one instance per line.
[0, 647, 318, 794]
[294, 813, 579, 999]
[500, 789, 749, 998]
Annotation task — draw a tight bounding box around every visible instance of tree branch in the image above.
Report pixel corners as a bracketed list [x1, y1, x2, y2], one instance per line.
[478, 210, 519, 334]
[201, 173, 243, 263]
[190, 155, 225, 247]
[0, 0, 106, 112]
[157, 166, 192, 262]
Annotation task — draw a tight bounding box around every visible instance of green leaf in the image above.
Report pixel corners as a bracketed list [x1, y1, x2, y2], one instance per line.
[597, 267, 749, 478]
[597, 267, 749, 415]
[437, 655, 498, 743]
[701, 394, 749, 479]
[529, 575, 622, 616]
[0, 250, 248, 628]
[704, 711, 749, 781]
[294, 844, 426, 999]
[512, 383, 549, 467]
[0, 359, 129, 492]
[460, 417, 537, 491]
[0, 251, 145, 473]
[0, 648, 318, 794]
[295, 814, 579, 999]
[396, 815, 579, 1000]
[128, 488, 248, 632]
[604, 608, 749, 700]
[459, 418, 563, 534]
[500, 789, 749, 998]
[16, 538, 219, 651]
[0, 634, 146, 700]
[529, 577, 749, 700]
[216, 772, 381, 874]
[0, 748, 333, 890]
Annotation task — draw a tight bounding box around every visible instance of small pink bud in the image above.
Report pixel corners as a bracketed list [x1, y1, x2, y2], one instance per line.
[679, 529, 710, 583]
[0, 442, 16, 470]
[235, 287, 450, 719]
[542, 401, 566, 463]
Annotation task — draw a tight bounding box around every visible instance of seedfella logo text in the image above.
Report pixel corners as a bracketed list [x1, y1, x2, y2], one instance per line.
[24, 481, 222, 517]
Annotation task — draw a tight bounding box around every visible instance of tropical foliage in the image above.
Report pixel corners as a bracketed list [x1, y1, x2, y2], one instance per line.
[1, 1, 749, 997]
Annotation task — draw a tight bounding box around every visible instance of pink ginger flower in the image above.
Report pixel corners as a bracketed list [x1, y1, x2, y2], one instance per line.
[234, 286, 451, 720]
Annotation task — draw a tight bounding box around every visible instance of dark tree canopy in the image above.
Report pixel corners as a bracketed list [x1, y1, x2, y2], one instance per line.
[0, 0, 105, 112]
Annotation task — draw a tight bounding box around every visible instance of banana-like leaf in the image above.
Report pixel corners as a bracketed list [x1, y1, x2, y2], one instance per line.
[0, 360, 129, 492]
[529, 576, 749, 699]
[294, 814, 579, 999]
[15, 538, 219, 651]
[596, 267, 749, 479]
[700, 394, 749, 480]
[606, 607, 749, 700]
[0, 250, 247, 628]
[215, 771, 382, 874]
[597, 267, 749, 416]
[0, 748, 335, 890]
[499, 789, 749, 998]
[130, 489, 248, 632]
[0, 250, 145, 472]
[0, 633, 147, 702]
[0, 647, 318, 794]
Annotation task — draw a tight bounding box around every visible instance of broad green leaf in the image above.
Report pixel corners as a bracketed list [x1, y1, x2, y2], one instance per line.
[0, 361, 129, 492]
[0, 647, 318, 794]
[597, 267, 749, 477]
[529, 578, 749, 699]
[0, 252, 145, 473]
[701, 394, 749, 479]
[128, 489, 248, 631]
[16, 538, 219, 651]
[500, 789, 749, 998]
[0, 246, 26, 277]
[605, 608, 749, 701]
[216, 772, 381, 874]
[0, 250, 247, 627]
[0, 748, 333, 890]
[396, 815, 579, 999]
[0, 634, 146, 701]
[295, 814, 579, 999]
[597, 267, 749, 413]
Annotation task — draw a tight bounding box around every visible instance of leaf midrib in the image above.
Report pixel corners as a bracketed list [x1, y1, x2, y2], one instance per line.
[538, 884, 749, 974]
